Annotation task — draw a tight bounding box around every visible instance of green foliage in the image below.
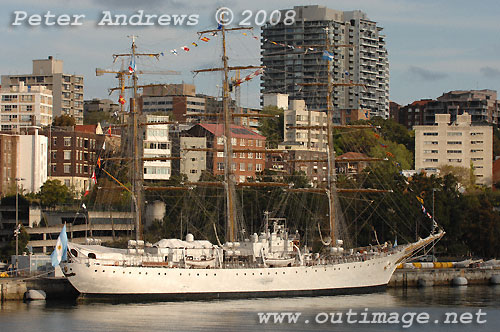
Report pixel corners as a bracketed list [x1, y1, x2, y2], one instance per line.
[52, 114, 76, 126]
[84, 111, 120, 125]
[258, 105, 284, 148]
[0, 226, 30, 261]
[38, 179, 72, 209]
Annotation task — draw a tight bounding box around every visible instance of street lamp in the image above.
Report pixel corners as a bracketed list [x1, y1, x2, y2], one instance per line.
[14, 177, 25, 276]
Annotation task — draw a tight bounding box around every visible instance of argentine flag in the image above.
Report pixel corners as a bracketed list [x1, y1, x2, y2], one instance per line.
[51, 224, 68, 267]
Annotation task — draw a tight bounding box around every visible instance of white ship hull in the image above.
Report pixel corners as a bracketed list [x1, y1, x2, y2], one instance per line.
[62, 250, 405, 299]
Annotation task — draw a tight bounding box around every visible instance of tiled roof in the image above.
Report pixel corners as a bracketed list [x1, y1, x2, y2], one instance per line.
[199, 124, 265, 140]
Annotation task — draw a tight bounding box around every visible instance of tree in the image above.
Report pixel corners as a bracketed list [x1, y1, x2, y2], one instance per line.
[52, 114, 76, 126]
[38, 179, 72, 209]
[0, 226, 30, 261]
[258, 105, 284, 148]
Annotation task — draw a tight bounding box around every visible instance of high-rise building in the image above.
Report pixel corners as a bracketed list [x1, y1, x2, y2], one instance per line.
[1, 56, 84, 124]
[261, 5, 389, 119]
[0, 82, 53, 131]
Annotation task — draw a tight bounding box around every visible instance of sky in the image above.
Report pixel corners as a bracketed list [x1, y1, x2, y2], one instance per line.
[1, 0, 500, 109]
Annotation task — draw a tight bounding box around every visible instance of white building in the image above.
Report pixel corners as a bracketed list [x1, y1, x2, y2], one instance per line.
[415, 113, 493, 186]
[2, 56, 84, 124]
[180, 136, 207, 182]
[18, 130, 48, 193]
[0, 82, 52, 131]
[264, 93, 327, 151]
[143, 115, 172, 180]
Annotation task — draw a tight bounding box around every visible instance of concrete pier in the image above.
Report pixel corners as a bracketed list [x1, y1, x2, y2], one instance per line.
[0, 277, 78, 301]
[389, 268, 499, 287]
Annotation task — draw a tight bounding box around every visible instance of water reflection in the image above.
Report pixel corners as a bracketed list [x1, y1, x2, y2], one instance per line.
[0, 286, 499, 332]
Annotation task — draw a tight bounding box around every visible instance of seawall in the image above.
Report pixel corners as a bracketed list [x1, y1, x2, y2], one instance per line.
[389, 268, 500, 287]
[0, 277, 78, 301]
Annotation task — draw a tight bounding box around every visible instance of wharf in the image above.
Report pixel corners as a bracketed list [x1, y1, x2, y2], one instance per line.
[0, 277, 78, 301]
[389, 268, 500, 287]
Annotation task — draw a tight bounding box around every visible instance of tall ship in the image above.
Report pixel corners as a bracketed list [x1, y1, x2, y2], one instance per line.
[61, 22, 444, 299]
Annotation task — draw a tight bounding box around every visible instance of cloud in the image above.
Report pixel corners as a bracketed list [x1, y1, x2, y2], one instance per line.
[91, 0, 189, 9]
[480, 66, 500, 79]
[408, 66, 448, 81]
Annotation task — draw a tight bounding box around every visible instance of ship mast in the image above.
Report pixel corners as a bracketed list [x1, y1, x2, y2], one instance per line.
[194, 19, 260, 242]
[98, 36, 161, 241]
[221, 23, 238, 242]
[325, 28, 337, 245]
[296, 28, 366, 246]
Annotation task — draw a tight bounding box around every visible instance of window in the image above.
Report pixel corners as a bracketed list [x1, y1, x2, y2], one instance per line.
[424, 159, 438, 163]
[424, 141, 438, 145]
[217, 137, 224, 145]
[64, 164, 71, 173]
[247, 163, 253, 171]
[256, 153, 263, 159]
[240, 153, 246, 159]
[447, 150, 462, 154]
[448, 159, 462, 162]
[231, 138, 237, 146]
[217, 152, 224, 158]
[424, 150, 438, 154]
[240, 139, 246, 146]
[423, 132, 438, 136]
[232, 163, 236, 171]
[256, 163, 262, 171]
[217, 162, 224, 171]
[471, 141, 484, 145]
[64, 137, 71, 146]
[64, 150, 71, 160]
[471, 149, 483, 153]
[240, 163, 245, 171]
[447, 132, 462, 136]
[447, 141, 462, 145]
[248, 152, 253, 159]
[256, 140, 263, 147]
[64, 180, 71, 187]
[471, 157, 484, 161]
[52, 152, 57, 159]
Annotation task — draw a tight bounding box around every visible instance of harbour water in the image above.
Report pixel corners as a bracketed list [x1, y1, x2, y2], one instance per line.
[0, 286, 499, 331]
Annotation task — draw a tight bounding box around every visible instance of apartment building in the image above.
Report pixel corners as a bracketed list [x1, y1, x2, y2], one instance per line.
[180, 136, 207, 182]
[261, 5, 389, 118]
[141, 84, 205, 122]
[1, 56, 84, 124]
[396, 90, 500, 130]
[415, 113, 493, 186]
[186, 124, 266, 183]
[0, 130, 47, 196]
[143, 115, 172, 181]
[45, 126, 104, 194]
[0, 82, 52, 131]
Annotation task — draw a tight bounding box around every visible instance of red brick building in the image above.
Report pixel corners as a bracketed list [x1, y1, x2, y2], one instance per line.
[186, 124, 266, 182]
